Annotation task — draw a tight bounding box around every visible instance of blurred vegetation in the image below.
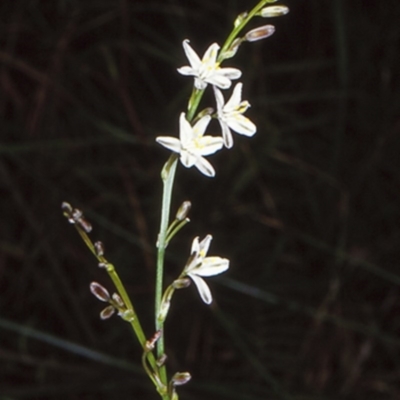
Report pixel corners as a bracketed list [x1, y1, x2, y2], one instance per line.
[1, 0, 400, 399]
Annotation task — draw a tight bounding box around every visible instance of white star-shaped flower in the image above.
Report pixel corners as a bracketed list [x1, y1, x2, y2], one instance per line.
[156, 113, 224, 177]
[184, 235, 229, 304]
[214, 83, 257, 148]
[177, 39, 242, 90]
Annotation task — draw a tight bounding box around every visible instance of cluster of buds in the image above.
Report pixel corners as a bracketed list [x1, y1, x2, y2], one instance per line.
[62, 202, 92, 233]
[89, 281, 127, 320]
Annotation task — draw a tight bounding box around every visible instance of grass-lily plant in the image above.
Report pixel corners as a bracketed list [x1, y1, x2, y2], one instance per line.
[62, 1, 289, 398]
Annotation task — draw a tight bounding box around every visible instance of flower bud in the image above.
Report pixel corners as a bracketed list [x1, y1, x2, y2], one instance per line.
[234, 12, 248, 28]
[94, 241, 104, 257]
[76, 216, 92, 233]
[245, 25, 275, 42]
[157, 299, 171, 324]
[112, 293, 125, 308]
[171, 391, 178, 400]
[100, 305, 115, 320]
[146, 330, 162, 350]
[90, 282, 110, 302]
[61, 202, 74, 222]
[69, 208, 92, 232]
[119, 309, 135, 322]
[176, 201, 191, 221]
[172, 278, 191, 289]
[223, 38, 242, 59]
[260, 5, 289, 18]
[171, 372, 191, 386]
[156, 354, 168, 367]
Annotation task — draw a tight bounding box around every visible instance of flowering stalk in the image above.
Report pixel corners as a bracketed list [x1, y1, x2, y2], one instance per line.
[61, 203, 161, 383]
[155, 153, 178, 386]
[63, 1, 288, 399]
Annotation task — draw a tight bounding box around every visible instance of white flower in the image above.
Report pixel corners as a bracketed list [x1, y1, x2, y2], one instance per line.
[184, 235, 229, 304]
[177, 39, 242, 90]
[214, 83, 257, 148]
[156, 113, 224, 177]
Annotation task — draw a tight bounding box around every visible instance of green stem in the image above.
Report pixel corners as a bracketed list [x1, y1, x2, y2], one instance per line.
[187, 87, 205, 122]
[219, 0, 272, 61]
[155, 153, 178, 386]
[75, 226, 160, 380]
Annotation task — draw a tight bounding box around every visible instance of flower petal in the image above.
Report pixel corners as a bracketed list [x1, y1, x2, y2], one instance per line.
[189, 273, 213, 304]
[192, 115, 211, 139]
[227, 114, 257, 136]
[179, 112, 193, 145]
[202, 42, 220, 65]
[197, 136, 224, 156]
[180, 150, 197, 167]
[182, 39, 201, 69]
[206, 73, 233, 89]
[213, 85, 225, 112]
[198, 234, 212, 256]
[191, 236, 200, 255]
[220, 67, 242, 80]
[156, 136, 181, 153]
[195, 257, 229, 276]
[219, 120, 234, 148]
[225, 82, 243, 110]
[177, 66, 195, 76]
[194, 156, 216, 177]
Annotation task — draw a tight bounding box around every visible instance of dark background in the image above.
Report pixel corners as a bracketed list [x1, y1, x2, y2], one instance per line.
[1, 0, 400, 399]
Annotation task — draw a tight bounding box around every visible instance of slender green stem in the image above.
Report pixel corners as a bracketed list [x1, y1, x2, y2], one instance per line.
[75, 226, 160, 377]
[165, 219, 189, 246]
[155, 153, 178, 387]
[219, 0, 272, 60]
[187, 87, 205, 122]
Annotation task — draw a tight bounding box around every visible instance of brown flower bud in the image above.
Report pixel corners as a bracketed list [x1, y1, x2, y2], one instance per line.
[171, 372, 191, 386]
[176, 201, 191, 221]
[90, 282, 110, 302]
[245, 25, 275, 42]
[94, 241, 104, 257]
[112, 293, 125, 308]
[100, 305, 115, 320]
[172, 278, 191, 289]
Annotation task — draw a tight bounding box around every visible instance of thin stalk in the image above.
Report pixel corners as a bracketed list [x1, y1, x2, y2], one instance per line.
[155, 153, 178, 386]
[75, 226, 160, 375]
[187, 87, 205, 121]
[219, 0, 272, 60]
